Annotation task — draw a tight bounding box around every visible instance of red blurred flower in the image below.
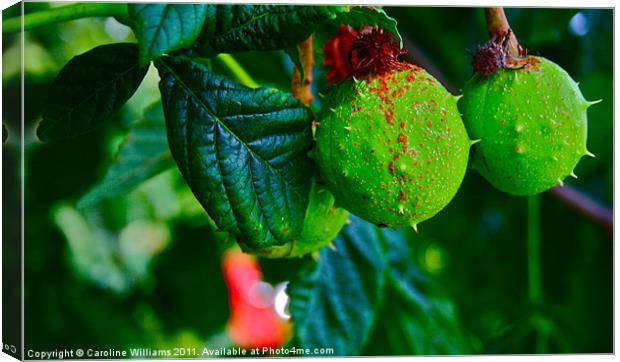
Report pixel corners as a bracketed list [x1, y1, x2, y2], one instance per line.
[222, 249, 289, 349]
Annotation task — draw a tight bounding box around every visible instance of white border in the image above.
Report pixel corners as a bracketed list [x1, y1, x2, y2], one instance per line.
[0, 1, 616, 362]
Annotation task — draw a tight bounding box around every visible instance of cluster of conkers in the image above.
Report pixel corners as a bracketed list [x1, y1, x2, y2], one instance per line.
[264, 21, 596, 258]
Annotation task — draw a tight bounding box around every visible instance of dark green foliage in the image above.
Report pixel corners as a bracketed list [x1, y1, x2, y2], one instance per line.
[156, 56, 313, 251]
[367, 228, 471, 354]
[366, 288, 471, 355]
[288, 216, 388, 355]
[194, 5, 346, 56]
[289, 216, 470, 355]
[129, 4, 208, 65]
[150, 221, 230, 338]
[37, 43, 149, 141]
[77, 102, 175, 208]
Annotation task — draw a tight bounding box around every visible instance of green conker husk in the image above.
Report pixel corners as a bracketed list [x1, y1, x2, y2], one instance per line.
[460, 56, 595, 196]
[256, 182, 349, 258]
[314, 64, 471, 229]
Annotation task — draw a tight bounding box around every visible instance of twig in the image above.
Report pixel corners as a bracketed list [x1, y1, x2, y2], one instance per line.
[549, 186, 613, 236]
[291, 35, 315, 106]
[484, 7, 521, 57]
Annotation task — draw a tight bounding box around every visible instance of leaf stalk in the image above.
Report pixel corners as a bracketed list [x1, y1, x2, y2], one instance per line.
[3, 3, 129, 35]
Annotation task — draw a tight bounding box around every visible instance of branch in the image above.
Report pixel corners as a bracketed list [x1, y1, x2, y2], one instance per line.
[3, 3, 129, 34]
[549, 186, 613, 236]
[484, 7, 521, 57]
[291, 35, 315, 107]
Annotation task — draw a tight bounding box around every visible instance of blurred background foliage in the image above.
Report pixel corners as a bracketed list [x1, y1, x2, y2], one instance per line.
[2, 3, 612, 355]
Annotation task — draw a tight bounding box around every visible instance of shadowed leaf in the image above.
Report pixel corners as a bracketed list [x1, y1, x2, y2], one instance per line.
[77, 102, 174, 209]
[37, 43, 149, 141]
[288, 216, 388, 355]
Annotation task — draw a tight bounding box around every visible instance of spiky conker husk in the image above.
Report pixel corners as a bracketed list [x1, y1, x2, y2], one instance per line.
[315, 64, 470, 228]
[460, 56, 593, 196]
[255, 182, 349, 258]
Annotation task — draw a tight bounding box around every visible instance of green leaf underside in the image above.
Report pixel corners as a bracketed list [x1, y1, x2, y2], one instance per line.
[333, 6, 402, 46]
[37, 43, 149, 141]
[368, 283, 471, 355]
[77, 102, 175, 209]
[377, 229, 472, 355]
[194, 5, 346, 56]
[288, 216, 388, 355]
[129, 4, 208, 65]
[289, 216, 469, 355]
[155, 56, 313, 251]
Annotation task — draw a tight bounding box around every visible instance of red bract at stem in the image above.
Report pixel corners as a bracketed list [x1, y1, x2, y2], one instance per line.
[323, 25, 405, 84]
[350, 27, 405, 78]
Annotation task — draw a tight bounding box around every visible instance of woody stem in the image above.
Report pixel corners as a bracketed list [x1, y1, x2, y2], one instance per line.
[291, 35, 315, 107]
[484, 7, 521, 57]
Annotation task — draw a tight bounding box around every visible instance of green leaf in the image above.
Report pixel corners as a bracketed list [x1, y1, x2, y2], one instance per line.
[332, 6, 402, 46]
[288, 215, 471, 355]
[129, 4, 208, 65]
[194, 5, 346, 56]
[366, 285, 472, 355]
[366, 226, 473, 355]
[2, 123, 7, 144]
[77, 102, 175, 209]
[155, 56, 313, 251]
[288, 216, 388, 355]
[37, 43, 149, 141]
